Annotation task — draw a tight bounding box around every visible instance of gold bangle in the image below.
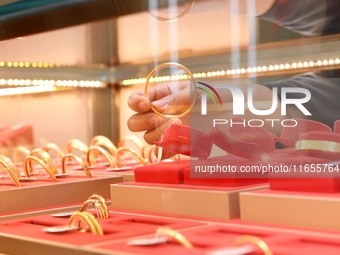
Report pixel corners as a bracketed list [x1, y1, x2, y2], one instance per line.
[118, 135, 144, 152]
[115, 147, 147, 168]
[0, 156, 21, 186]
[79, 196, 109, 219]
[90, 136, 118, 156]
[156, 227, 193, 249]
[234, 235, 273, 255]
[149, 1, 195, 22]
[65, 139, 89, 155]
[144, 62, 198, 119]
[67, 211, 103, 235]
[23, 155, 57, 182]
[0, 155, 23, 178]
[13, 146, 30, 163]
[296, 140, 340, 153]
[29, 148, 58, 175]
[87, 145, 117, 168]
[62, 154, 92, 177]
[43, 143, 65, 160]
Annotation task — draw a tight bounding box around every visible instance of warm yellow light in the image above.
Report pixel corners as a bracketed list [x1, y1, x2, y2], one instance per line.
[292, 63, 297, 68]
[25, 80, 31, 86]
[0, 79, 6, 85]
[285, 64, 290, 69]
[14, 79, 19, 85]
[0, 86, 57, 97]
[8, 79, 13, 85]
[38, 80, 44, 86]
[49, 63, 54, 68]
[7, 62, 12, 67]
[298, 62, 303, 68]
[38, 63, 43, 68]
[13, 62, 18, 67]
[0, 62, 4, 67]
[336, 59, 340, 64]
[32, 63, 37, 68]
[25, 62, 30, 67]
[19, 80, 25, 86]
[19, 62, 24, 67]
[33, 80, 38, 86]
[329, 59, 334, 65]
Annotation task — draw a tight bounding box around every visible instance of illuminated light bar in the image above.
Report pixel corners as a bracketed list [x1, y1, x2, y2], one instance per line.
[0, 79, 105, 88]
[0, 61, 64, 68]
[121, 58, 340, 86]
[0, 86, 58, 97]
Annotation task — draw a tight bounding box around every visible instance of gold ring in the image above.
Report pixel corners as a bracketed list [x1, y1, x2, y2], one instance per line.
[79, 194, 109, 219]
[43, 143, 65, 160]
[234, 235, 273, 255]
[79, 199, 106, 219]
[0, 156, 21, 186]
[156, 227, 193, 249]
[115, 147, 147, 168]
[0, 155, 23, 178]
[149, 1, 195, 22]
[87, 145, 117, 168]
[30, 148, 59, 175]
[144, 62, 198, 119]
[24, 155, 57, 182]
[141, 144, 157, 163]
[67, 211, 103, 235]
[13, 146, 30, 163]
[62, 154, 92, 177]
[90, 136, 118, 156]
[118, 135, 144, 152]
[65, 139, 89, 155]
[296, 140, 340, 153]
[86, 194, 108, 217]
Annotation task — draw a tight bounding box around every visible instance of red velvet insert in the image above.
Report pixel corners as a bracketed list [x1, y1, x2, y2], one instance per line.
[93, 224, 340, 255]
[0, 210, 203, 245]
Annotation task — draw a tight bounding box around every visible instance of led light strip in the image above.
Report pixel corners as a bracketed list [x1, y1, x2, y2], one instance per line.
[122, 58, 340, 85]
[0, 86, 62, 97]
[0, 79, 104, 88]
[0, 61, 64, 68]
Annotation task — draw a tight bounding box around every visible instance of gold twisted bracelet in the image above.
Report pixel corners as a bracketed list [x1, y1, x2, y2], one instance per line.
[234, 235, 273, 255]
[115, 147, 147, 168]
[65, 139, 89, 155]
[62, 154, 92, 177]
[156, 227, 193, 249]
[149, 1, 195, 22]
[24, 155, 57, 182]
[0, 155, 21, 186]
[90, 136, 118, 156]
[43, 143, 65, 160]
[79, 194, 109, 219]
[29, 148, 58, 175]
[67, 211, 103, 235]
[87, 145, 117, 168]
[13, 146, 31, 163]
[296, 140, 340, 153]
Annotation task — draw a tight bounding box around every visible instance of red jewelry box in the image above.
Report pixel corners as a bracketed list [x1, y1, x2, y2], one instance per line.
[0, 209, 204, 255]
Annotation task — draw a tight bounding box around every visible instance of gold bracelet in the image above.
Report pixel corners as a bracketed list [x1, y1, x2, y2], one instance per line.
[144, 62, 198, 119]
[90, 136, 118, 156]
[156, 227, 193, 249]
[23, 155, 57, 182]
[118, 135, 144, 152]
[296, 140, 340, 153]
[29, 148, 58, 175]
[65, 139, 89, 155]
[115, 147, 147, 168]
[0, 155, 23, 178]
[149, 1, 195, 22]
[62, 154, 92, 177]
[0, 156, 21, 186]
[43, 143, 65, 160]
[13, 146, 31, 163]
[87, 145, 117, 168]
[234, 235, 273, 255]
[67, 211, 103, 235]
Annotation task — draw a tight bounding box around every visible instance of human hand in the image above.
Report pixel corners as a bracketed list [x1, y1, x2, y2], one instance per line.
[127, 81, 191, 157]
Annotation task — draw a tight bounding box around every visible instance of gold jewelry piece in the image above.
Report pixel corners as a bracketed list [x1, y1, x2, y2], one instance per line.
[142, 144, 157, 163]
[87, 145, 117, 168]
[156, 227, 193, 249]
[0, 155, 23, 178]
[62, 154, 92, 177]
[65, 139, 89, 155]
[24, 155, 57, 182]
[79, 194, 109, 219]
[234, 235, 273, 255]
[13, 146, 30, 163]
[90, 136, 118, 156]
[149, 1, 195, 22]
[118, 135, 144, 152]
[67, 211, 103, 235]
[296, 140, 340, 153]
[29, 148, 58, 175]
[144, 62, 198, 119]
[43, 143, 65, 160]
[0, 156, 21, 186]
[115, 147, 147, 168]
